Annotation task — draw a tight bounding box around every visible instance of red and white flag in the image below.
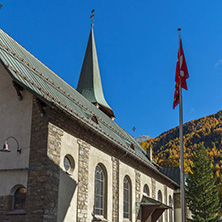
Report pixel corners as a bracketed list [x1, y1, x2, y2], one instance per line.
[173, 39, 189, 109]
[173, 82, 179, 109]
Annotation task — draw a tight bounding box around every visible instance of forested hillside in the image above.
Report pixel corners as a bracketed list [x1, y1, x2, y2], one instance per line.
[141, 110, 222, 193]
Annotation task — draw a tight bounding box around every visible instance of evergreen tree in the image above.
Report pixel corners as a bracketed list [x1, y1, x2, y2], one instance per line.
[186, 144, 220, 222]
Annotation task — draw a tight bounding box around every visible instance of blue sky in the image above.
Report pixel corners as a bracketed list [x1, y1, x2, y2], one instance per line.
[1, 1, 222, 138]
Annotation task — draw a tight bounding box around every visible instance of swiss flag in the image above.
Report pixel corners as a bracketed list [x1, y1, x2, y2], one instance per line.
[173, 82, 179, 109]
[175, 39, 189, 90]
[173, 39, 189, 109]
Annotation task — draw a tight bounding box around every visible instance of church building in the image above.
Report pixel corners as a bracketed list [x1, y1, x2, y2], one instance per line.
[0, 21, 181, 222]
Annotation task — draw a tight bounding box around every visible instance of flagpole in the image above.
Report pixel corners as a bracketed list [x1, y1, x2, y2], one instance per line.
[178, 28, 186, 222]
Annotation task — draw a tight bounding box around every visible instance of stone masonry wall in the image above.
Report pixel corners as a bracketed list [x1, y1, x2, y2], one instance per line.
[26, 98, 62, 222]
[24, 97, 178, 222]
[0, 196, 11, 221]
[77, 139, 90, 222]
[0, 195, 26, 222]
[151, 178, 156, 199]
[135, 170, 141, 222]
[112, 157, 119, 222]
[44, 123, 63, 221]
[174, 192, 181, 209]
[44, 107, 178, 222]
[26, 98, 49, 222]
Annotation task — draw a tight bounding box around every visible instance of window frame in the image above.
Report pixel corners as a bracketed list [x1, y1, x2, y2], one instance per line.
[143, 184, 150, 197]
[169, 195, 173, 222]
[94, 164, 107, 218]
[157, 190, 163, 222]
[123, 176, 132, 220]
[63, 154, 75, 174]
[13, 186, 27, 211]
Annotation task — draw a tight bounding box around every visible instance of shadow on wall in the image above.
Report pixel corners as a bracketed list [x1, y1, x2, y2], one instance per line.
[0, 156, 77, 222]
[25, 153, 78, 222]
[58, 166, 77, 222]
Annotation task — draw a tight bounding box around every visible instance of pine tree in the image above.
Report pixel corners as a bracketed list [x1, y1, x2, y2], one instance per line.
[186, 144, 220, 222]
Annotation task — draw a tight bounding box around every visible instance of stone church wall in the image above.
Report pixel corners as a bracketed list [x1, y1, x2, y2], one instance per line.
[45, 103, 177, 222]
[0, 66, 177, 222]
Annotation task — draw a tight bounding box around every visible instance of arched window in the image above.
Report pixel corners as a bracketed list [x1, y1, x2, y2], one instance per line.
[123, 176, 131, 219]
[143, 184, 150, 196]
[94, 164, 107, 216]
[158, 190, 163, 222]
[169, 195, 173, 222]
[13, 186, 27, 210]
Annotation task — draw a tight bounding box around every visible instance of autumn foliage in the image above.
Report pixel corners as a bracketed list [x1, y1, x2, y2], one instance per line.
[141, 110, 222, 193]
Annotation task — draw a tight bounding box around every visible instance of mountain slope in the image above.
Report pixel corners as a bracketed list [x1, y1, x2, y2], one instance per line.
[141, 110, 222, 188]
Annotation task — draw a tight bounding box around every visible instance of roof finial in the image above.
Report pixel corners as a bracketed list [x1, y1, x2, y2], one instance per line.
[90, 9, 95, 27]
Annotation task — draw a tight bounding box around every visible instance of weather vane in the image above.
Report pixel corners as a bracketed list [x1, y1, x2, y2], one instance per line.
[90, 9, 95, 26]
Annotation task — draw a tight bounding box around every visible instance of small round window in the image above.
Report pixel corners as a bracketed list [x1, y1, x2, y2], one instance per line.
[63, 154, 75, 174]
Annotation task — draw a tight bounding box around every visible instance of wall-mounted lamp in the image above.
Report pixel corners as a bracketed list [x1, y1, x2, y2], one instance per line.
[0, 136, 21, 154]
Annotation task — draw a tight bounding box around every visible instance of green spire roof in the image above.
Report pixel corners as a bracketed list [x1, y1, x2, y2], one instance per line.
[77, 26, 115, 119]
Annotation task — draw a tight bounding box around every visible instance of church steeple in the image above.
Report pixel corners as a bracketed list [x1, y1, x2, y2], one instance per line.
[77, 15, 115, 119]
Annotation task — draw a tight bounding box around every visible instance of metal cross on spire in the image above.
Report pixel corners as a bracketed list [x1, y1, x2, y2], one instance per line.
[90, 9, 95, 26]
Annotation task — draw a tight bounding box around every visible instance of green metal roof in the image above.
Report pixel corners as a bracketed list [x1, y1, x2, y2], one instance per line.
[139, 196, 171, 209]
[160, 167, 188, 186]
[0, 29, 180, 182]
[77, 26, 115, 118]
